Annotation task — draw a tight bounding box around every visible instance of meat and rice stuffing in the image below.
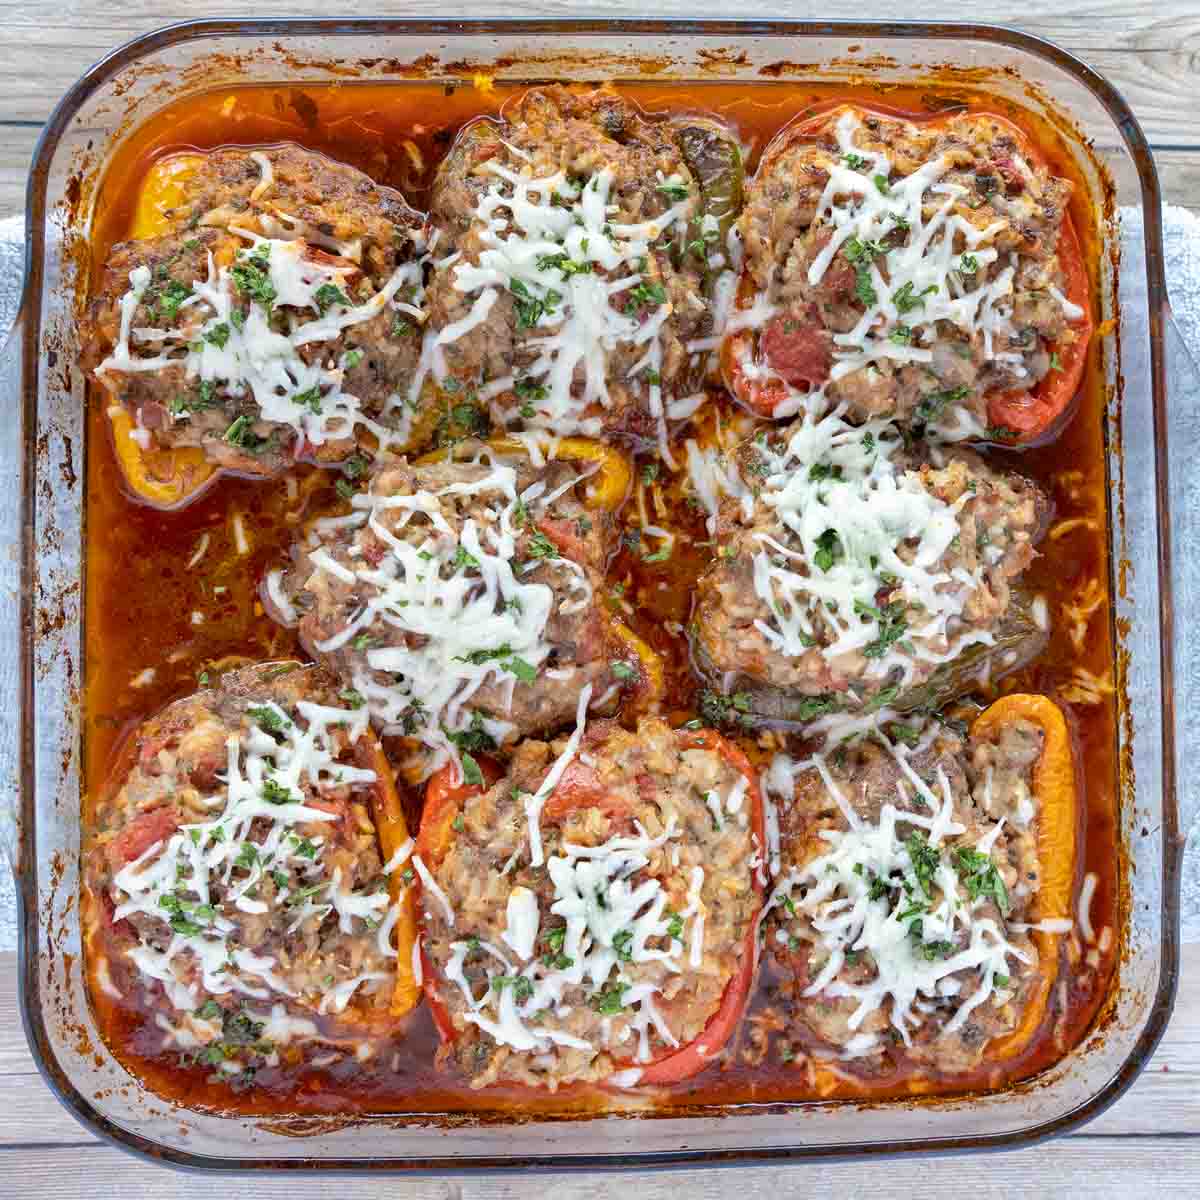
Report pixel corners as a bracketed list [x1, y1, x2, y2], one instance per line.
[420, 86, 742, 459]
[266, 446, 640, 782]
[761, 710, 1062, 1075]
[83, 663, 410, 1082]
[690, 405, 1047, 722]
[84, 143, 435, 479]
[724, 104, 1090, 438]
[415, 716, 764, 1089]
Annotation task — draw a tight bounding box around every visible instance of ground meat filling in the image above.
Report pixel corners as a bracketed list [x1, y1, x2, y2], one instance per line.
[421, 86, 734, 457]
[268, 451, 631, 782]
[420, 718, 759, 1089]
[733, 106, 1080, 432]
[84, 144, 431, 476]
[691, 409, 1046, 717]
[762, 719, 1047, 1075]
[84, 664, 402, 1083]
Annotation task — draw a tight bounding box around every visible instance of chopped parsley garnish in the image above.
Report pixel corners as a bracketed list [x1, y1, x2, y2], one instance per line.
[459, 752, 484, 788]
[698, 689, 754, 730]
[813, 528, 843, 572]
[888, 324, 913, 346]
[624, 280, 668, 314]
[510, 279, 560, 329]
[855, 599, 908, 659]
[894, 281, 939, 315]
[905, 833, 941, 900]
[342, 452, 369, 481]
[155, 279, 192, 322]
[641, 462, 660, 485]
[339, 688, 365, 710]
[863, 684, 901, 713]
[589, 981, 630, 1015]
[351, 633, 375, 652]
[343, 348, 364, 370]
[444, 712, 497, 756]
[916, 385, 970, 425]
[451, 544, 480, 571]
[612, 929, 634, 962]
[791, 694, 839, 722]
[524, 531, 559, 561]
[958, 254, 979, 275]
[665, 909, 684, 940]
[248, 704, 289, 733]
[230, 252, 276, 307]
[536, 252, 592, 276]
[1049, 351, 1063, 371]
[292, 385, 323, 415]
[203, 322, 231, 349]
[335, 478, 356, 501]
[656, 179, 691, 201]
[853, 264, 877, 307]
[953, 846, 1010, 912]
[195, 1000, 223, 1021]
[913, 937, 957, 961]
[314, 283, 350, 313]
[492, 975, 534, 1002]
[514, 375, 548, 403]
[873, 173, 891, 195]
[224, 416, 265, 452]
[261, 778, 294, 805]
[842, 152, 870, 170]
[808, 462, 843, 483]
[610, 660, 637, 682]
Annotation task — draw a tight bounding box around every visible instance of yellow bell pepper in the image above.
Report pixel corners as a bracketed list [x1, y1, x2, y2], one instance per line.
[971, 693, 1077, 1059]
[417, 435, 632, 513]
[106, 153, 218, 509]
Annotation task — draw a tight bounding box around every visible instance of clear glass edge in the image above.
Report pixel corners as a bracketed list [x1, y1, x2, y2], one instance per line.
[14, 15, 1180, 1172]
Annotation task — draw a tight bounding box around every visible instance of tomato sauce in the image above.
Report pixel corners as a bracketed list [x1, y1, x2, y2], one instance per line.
[83, 77, 1118, 1116]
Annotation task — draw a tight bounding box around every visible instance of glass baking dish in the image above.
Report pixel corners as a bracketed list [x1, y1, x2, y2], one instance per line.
[11, 17, 1179, 1172]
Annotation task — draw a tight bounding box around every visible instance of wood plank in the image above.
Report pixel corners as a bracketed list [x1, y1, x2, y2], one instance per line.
[0, 949, 1198, 1147]
[1, 1139, 1199, 1197]
[0, 1, 1197, 146]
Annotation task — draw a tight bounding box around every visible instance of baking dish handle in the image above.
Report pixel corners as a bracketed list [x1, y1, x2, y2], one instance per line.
[0, 309, 24, 878]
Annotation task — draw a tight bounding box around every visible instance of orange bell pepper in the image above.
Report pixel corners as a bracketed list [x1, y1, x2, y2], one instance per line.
[105, 153, 218, 510]
[358, 734, 420, 1018]
[971, 693, 1078, 1058]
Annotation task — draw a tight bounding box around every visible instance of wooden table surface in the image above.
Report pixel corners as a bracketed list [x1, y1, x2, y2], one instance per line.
[3, 1, 1197, 1195]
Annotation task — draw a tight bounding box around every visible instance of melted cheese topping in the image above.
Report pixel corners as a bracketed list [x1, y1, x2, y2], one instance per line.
[769, 737, 1041, 1050]
[109, 698, 386, 1016]
[745, 406, 993, 697]
[434, 160, 694, 456]
[97, 230, 425, 452]
[302, 464, 598, 781]
[439, 817, 704, 1068]
[737, 110, 1084, 432]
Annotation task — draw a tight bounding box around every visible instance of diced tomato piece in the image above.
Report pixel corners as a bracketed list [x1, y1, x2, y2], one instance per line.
[760, 309, 833, 389]
[109, 806, 179, 867]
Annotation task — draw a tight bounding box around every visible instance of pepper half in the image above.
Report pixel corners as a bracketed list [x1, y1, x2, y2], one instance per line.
[105, 153, 218, 510]
[414, 727, 764, 1086]
[971, 693, 1078, 1059]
